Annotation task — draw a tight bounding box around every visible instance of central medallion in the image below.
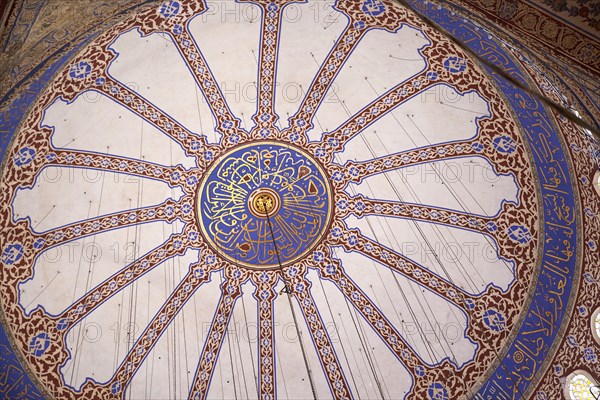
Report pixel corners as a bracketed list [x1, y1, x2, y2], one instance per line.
[197, 141, 332, 269]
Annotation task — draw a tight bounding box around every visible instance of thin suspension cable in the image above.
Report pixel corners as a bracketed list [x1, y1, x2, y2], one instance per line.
[325, 76, 459, 388]
[69, 150, 108, 387]
[222, 268, 239, 400]
[315, 117, 390, 397]
[233, 311, 251, 399]
[355, 119, 528, 400]
[127, 129, 145, 400]
[363, 75, 512, 286]
[358, 163, 467, 354]
[262, 206, 318, 400]
[280, 145, 365, 399]
[333, 43, 528, 398]
[355, 142, 526, 396]
[144, 279, 151, 399]
[366, 286, 394, 398]
[168, 134, 178, 399]
[315, 277, 361, 397]
[240, 285, 260, 397]
[337, 310, 370, 396]
[358, 154, 528, 398]
[367, 127, 493, 325]
[357, 78, 504, 306]
[345, 182, 447, 363]
[275, 338, 291, 399]
[339, 280, 386, 400]
[403, 113, 514, 276]
[397, 0, 600, 140]
[255, 144, 320, 398]
[160, 222, 173, 396]
[356, 160, 468, 360]
[331, 85, 467, 361]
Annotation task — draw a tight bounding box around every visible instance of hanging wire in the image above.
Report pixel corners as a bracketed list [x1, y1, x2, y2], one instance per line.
[262, 205, 318, 400]
[591, 384, 600, 400]
[392, 2, 600, 398]
[396, 0, 600, 141]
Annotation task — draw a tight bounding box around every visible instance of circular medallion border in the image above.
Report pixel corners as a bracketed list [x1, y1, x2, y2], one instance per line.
[197, 141, 333, 270]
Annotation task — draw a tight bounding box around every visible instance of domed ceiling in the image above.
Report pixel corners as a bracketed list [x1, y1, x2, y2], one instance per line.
[0, 0, 599, 399]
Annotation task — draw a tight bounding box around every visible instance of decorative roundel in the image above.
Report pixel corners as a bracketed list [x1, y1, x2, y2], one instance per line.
[427, 382, 449, 400]
[198, 142, 332, 269]
[0, 0, 583, 399]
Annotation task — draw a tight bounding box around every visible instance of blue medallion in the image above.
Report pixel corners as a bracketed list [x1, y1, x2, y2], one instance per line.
[198, 142, 332, 269]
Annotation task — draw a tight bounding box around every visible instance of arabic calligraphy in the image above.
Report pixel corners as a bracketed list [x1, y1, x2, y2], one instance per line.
[198, 142, 332, 268]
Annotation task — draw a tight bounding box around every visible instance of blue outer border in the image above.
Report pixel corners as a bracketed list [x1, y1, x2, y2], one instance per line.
[404, 2, 578, 398]
[0, 326, 43, 399]
[0, 1, 578, 399]
[0, 40, 88, 400]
